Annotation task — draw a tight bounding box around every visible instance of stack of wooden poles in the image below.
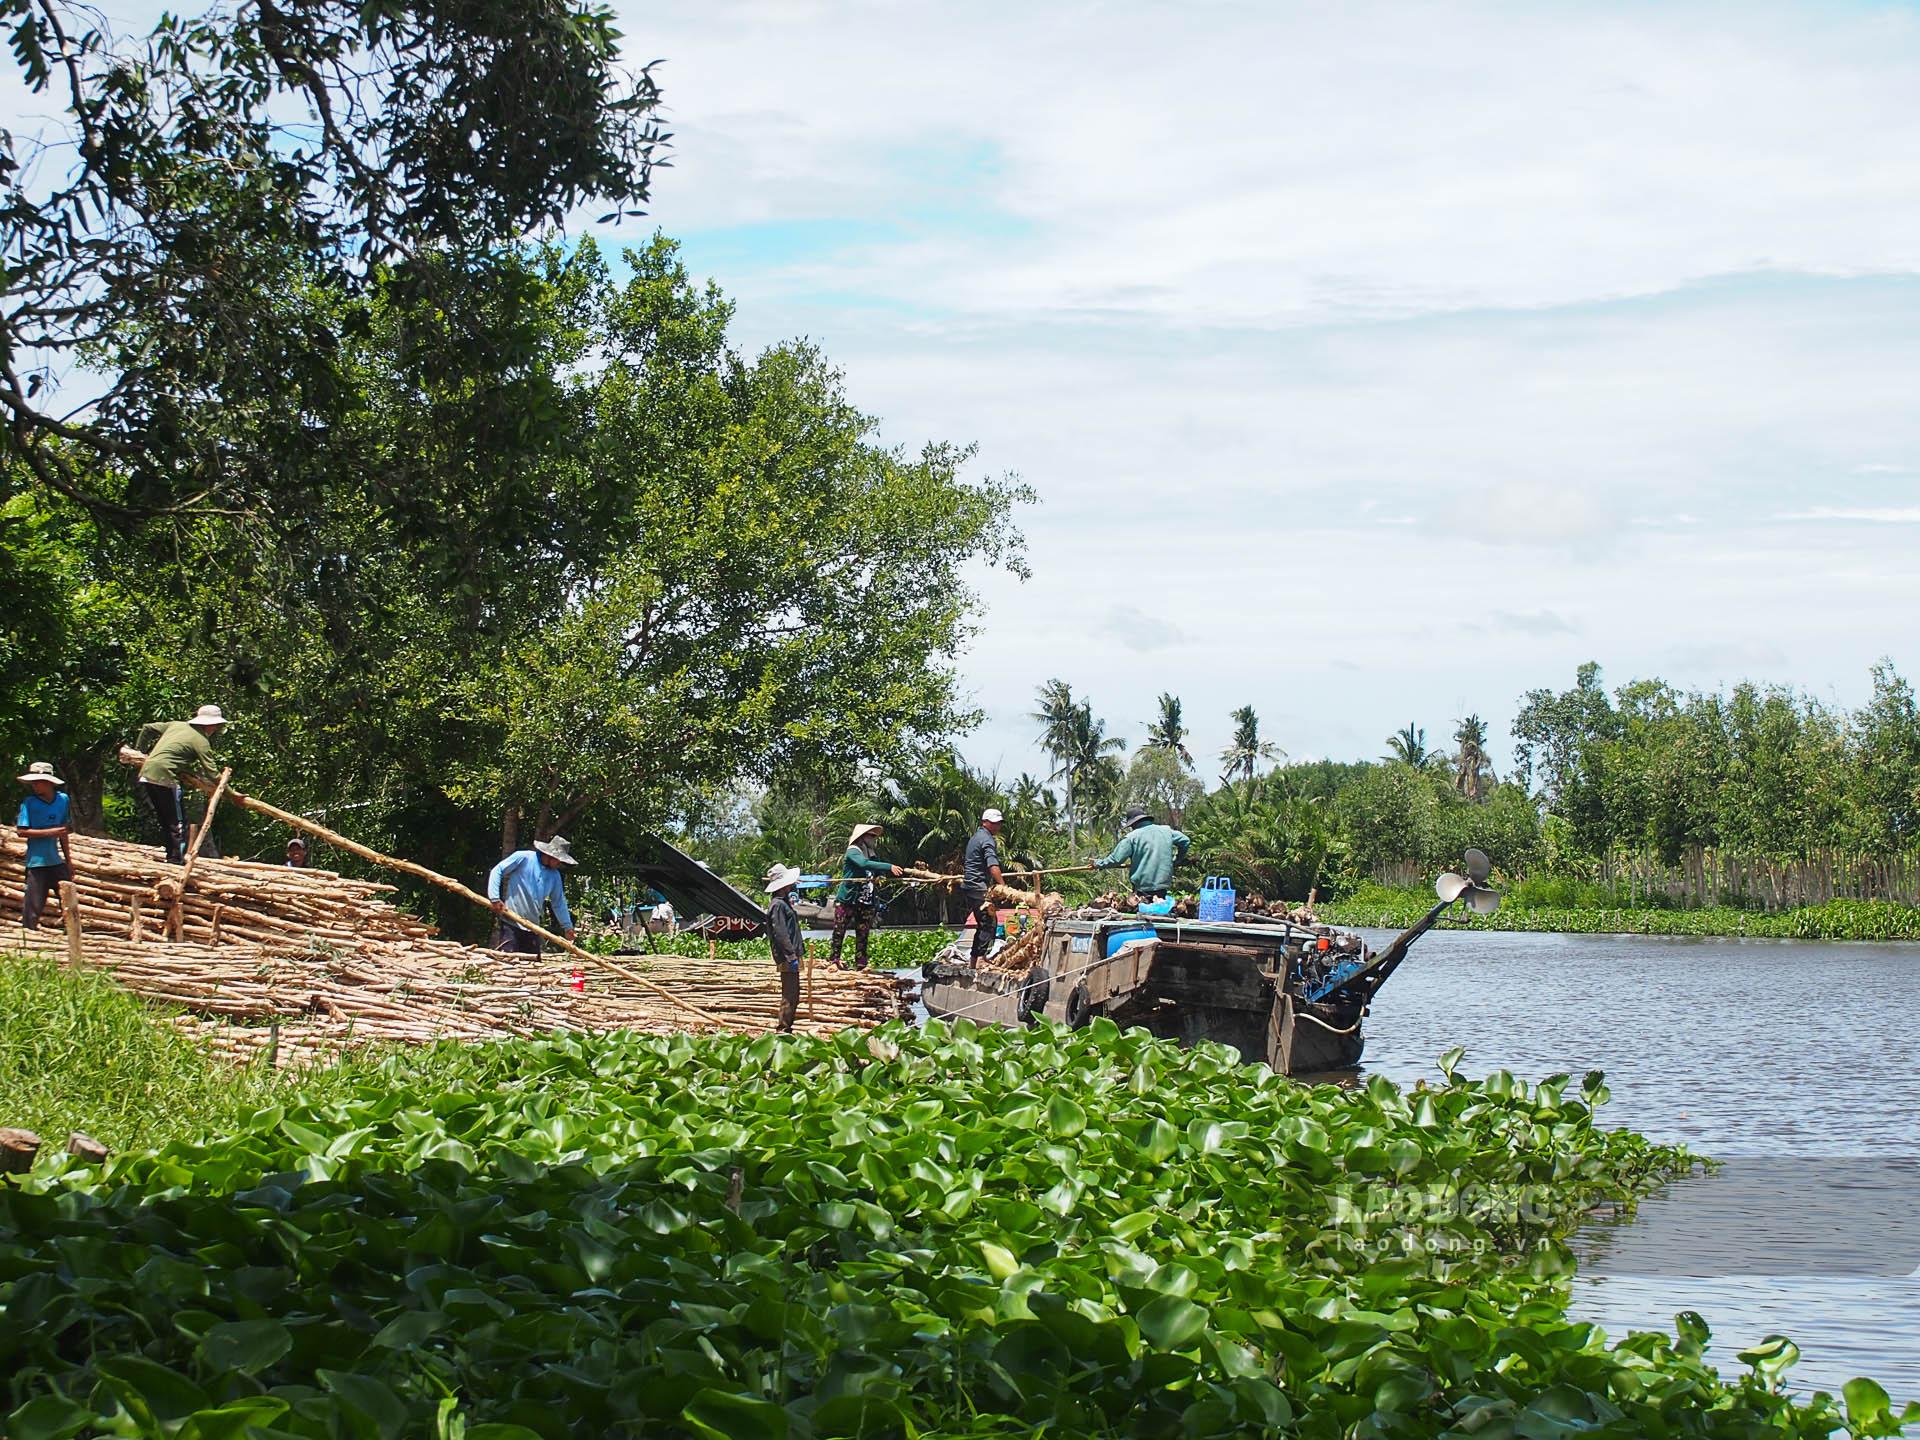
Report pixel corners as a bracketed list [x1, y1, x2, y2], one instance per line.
[0, 833, 911, 1067]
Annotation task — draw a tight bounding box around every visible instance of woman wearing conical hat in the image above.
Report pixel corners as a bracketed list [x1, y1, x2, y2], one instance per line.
[830, 823, 901, 970]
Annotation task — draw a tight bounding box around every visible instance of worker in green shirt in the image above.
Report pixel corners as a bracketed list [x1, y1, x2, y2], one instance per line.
[1090, 809, 1190, 899]
[136, 704, 241, 863]
[830, 822, 902, 970]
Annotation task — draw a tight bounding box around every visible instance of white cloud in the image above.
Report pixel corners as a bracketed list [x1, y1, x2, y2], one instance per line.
[1778, 507, 1920, 523]
[636, 0, 1920, 326]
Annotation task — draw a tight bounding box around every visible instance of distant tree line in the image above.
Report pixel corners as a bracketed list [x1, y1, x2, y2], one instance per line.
[694, 662, 1920, 914]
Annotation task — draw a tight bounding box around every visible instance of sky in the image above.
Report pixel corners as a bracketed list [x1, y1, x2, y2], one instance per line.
[12, 0, 1920, 785]
[612, 0, 1920, 782]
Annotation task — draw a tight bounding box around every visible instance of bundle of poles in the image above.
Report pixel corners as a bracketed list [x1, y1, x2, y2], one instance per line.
[0, 759, 915, 1065]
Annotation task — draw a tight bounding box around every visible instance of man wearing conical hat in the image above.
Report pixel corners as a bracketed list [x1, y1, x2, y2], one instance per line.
[764, 863, 805, 1033]
[830, 822, 902, 971]
[15, 761, 72, 930]
[135, 704, 236, 864]
[485, 835, 579, 955]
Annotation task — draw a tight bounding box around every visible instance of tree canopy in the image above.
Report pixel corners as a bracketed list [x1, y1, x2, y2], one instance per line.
[1, 0, 666, 521]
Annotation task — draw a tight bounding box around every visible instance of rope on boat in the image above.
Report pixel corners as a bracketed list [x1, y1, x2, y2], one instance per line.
[1289, 1007, 1364, 1037]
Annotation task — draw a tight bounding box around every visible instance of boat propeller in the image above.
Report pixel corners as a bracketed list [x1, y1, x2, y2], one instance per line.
[1435, 848, 1501, 915]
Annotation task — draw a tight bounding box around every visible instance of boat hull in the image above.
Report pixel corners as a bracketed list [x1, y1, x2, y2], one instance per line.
[922, 915, 1376, 1076]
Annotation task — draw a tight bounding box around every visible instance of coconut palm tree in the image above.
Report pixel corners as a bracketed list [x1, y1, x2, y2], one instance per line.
[1218, 705, 1283, 785]
[1067, 702, 1127, 838]
[1384, 722, 1432, 770]
[1144, 692, 1195, 770]
[1453, 714, 1496, 802]
[1031, 679, 1084, 846]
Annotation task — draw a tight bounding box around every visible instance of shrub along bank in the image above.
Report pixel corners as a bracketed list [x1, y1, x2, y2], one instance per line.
[1319, 886, 1920, 942]
[6, 1018, 1912, 1438]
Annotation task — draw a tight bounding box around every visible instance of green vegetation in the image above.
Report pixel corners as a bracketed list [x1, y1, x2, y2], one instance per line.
[0, 954, 498, 1152]
[708, 664, 1920, 936]
[0, 955, 294, 1152]
[10, 1018, 1912, 1438]
[1320, 886, 1920, 942]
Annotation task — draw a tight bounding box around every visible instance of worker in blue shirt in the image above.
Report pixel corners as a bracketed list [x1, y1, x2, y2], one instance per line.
[1090, 809, 1190, 899]
[15, 760, 73, 930]
[486, 834, 579, 954]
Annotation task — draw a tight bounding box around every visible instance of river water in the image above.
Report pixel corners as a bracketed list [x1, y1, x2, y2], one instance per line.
[1355, 928, 1920, 1403]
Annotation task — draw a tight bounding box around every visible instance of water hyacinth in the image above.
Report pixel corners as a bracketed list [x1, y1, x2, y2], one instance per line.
[3, 1022, 1909, 1438]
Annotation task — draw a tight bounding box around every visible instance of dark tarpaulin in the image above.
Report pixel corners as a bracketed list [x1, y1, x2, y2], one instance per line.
[618, 832, 767, 938]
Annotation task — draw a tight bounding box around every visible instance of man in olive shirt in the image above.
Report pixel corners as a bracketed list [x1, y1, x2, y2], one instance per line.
[136, 704, 236, 863]
[961, 807, 1005, 963]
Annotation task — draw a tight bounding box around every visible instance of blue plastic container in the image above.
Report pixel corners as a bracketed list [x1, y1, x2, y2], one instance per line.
[1137, 895, 1174, 916]
[1104, 923, 1157, 958]
[1197, 876, 1236, 923]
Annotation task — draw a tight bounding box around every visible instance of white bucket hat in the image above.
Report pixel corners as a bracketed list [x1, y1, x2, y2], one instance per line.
[981, 807, 1004, 824]
[534, 835, 578, 865]
[188, 704, 229, 728]
[764, 863, 802, 894]
[16, 760, 64, 786]
[848, 823, 884, 847]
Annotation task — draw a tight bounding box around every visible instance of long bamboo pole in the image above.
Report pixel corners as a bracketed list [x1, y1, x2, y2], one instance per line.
[170, 766, 231, 938]
[116, 748, 721, 1025]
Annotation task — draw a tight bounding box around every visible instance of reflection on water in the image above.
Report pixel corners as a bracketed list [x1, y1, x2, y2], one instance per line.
[1354, 928, 1920, 1402]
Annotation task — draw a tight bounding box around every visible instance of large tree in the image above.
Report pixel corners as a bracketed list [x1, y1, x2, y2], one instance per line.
[1, 0, 666, 524]
[20, 238, 1029, 903]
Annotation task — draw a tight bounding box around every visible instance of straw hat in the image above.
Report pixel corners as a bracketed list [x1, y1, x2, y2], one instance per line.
[764, 863, 802, 893]
[533, 835, 578, 865]
[15, 760, 63, 786]
[848, 823, 884, 847]
[188, 704, 229, 729]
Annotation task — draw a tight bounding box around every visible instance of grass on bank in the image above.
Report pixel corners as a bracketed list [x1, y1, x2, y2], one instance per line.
[0, 953, 504, 1154]
[0, 953, 298, 1153]
[1318, 885, 1920, 941]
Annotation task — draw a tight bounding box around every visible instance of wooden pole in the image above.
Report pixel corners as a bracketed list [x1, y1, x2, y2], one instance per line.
[115, 747, 721, 1026]
[0, 1128, 41, 1175]
[170, 766, 230, 939]
[179, 767, 231, 891]
[59, 881, 83, 966]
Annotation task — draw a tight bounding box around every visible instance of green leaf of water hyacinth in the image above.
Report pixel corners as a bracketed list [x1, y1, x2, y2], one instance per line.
[0, 1024, 1877, 1440]
[1842, 1376, 1892, 1430]
[198, 1318, 290, 1374]
[1737, 1334, 1800, 1384]
[6, 1394, 95, 1440]
[682, 1388, 789, 1440]
[1136, 1294, 1208, 1350]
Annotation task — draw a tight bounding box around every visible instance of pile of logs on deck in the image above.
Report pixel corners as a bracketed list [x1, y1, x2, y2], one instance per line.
[1, 833, 912, 1067]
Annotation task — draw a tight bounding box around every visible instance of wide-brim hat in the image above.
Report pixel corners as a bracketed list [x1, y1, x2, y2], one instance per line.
[1122, 808, 1152, 828]
[534, 835, 578, 865]
[188, 704, 229, 728]
[16, 760, 63, 786]
[765, 863, 802, 893]
[981, 807, 1004, 824]
[848, 823, 884, 847]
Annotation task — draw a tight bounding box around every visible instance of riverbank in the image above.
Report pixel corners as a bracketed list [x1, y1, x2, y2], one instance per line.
[1319, 886, 1920, 941]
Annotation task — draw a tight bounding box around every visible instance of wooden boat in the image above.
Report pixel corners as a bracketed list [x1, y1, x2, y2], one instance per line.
[921, 858, 1496, 1075]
